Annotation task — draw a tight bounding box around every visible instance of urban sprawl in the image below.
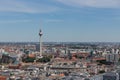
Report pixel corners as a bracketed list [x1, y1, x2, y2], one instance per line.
[0, 30, 120, 80]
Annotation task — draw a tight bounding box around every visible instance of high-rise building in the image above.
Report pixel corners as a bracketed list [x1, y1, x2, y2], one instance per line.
[105, 53, 119, 63]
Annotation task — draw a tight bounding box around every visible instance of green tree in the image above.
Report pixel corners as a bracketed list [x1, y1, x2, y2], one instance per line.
[22, 57, 35, 63]
[99, 70, 105, 74]
[37, 56, 51, 63]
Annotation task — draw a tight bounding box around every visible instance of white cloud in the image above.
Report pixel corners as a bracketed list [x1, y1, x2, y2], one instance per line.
[0, 19, 63, 24]
[56, 0, 120, 8]
[0, 0, 59, 13]
[0, 20, 32, 24]
[44, 19, 63, 23]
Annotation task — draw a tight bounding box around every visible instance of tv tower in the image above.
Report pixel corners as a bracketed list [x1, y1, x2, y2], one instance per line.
[39, 29, 43, 57]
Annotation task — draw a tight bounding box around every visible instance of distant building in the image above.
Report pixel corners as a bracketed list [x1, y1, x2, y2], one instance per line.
[90, 72, 119, 80]
[0, 76, 7, 80]
[105, 53, 119, 63]
[1, 54, 14, 64]
[90, 74, 103, 80]
[103, 72, 119, 80]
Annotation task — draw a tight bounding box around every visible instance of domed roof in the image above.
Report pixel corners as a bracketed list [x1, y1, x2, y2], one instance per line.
[2, 52, 9, 55]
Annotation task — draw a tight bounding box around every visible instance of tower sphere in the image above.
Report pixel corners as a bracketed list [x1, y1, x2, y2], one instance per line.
[39, 29, 43, 36]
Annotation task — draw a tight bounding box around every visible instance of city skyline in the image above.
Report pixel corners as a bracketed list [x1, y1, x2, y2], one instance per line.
[0, 0, 120, 42]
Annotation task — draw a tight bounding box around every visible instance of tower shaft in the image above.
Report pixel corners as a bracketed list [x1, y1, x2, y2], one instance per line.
[40, 36, 42, 56]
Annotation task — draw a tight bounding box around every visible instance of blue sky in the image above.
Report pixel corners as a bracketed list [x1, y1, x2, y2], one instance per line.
[0, 0, 120, 42]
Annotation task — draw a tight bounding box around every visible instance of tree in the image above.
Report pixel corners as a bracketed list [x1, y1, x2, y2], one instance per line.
[37, 56, 51, 63]
[96, 60, 113, 65]
[99, 70, 105, 74]
[79, 56, 84, 59]
[22, 57, 35, 63]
